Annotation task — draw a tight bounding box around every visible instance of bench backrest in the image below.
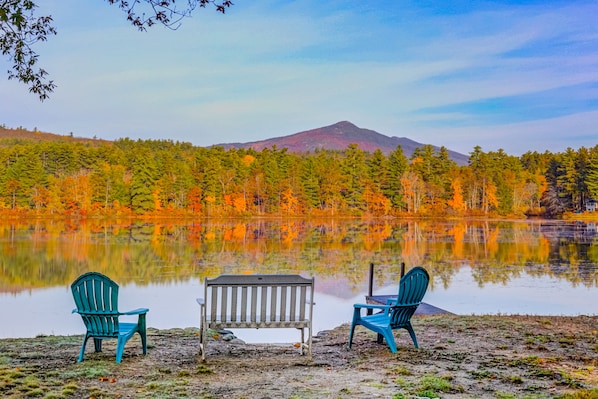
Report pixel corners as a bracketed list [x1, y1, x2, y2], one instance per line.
[204, 274, 314, 329]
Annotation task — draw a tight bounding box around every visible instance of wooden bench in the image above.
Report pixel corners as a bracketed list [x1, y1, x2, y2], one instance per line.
[196, 274, 315, 361]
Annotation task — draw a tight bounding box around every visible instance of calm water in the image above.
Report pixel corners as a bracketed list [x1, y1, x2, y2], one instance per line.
[0, 218, 596, 342]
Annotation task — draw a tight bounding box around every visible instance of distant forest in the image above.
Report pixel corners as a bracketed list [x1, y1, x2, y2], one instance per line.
[0, 131, 597, 218]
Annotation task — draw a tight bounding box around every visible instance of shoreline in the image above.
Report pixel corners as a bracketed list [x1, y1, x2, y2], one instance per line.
[1, 314, 596, 398]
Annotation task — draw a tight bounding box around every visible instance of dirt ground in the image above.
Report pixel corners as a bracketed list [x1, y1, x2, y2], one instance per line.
[1, 315, 597, 398]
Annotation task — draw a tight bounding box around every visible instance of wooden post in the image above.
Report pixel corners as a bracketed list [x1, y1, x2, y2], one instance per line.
[367, 263, 374, 316]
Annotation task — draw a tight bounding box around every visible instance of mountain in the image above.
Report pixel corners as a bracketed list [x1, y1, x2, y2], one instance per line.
[217, 121, 469, 165]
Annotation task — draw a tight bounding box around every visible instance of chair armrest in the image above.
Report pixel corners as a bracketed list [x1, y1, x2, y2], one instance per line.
[121, 308, 149, 315]
[353, 303, 390, 311]
[385, 298, 398, 306]
[72, 308, 79, 314]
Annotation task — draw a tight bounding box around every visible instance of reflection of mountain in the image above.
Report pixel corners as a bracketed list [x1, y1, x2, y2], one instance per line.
[0, 285, 32, 295]
[315, 276, 403, 301]
[315, 276, 361, 299]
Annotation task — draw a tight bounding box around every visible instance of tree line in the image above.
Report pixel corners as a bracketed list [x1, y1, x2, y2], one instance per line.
[0, 135, 597, 218]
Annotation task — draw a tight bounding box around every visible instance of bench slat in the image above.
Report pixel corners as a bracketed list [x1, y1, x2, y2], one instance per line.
[231, 286, 238, 322]
[290, 286, 297, 321]
[281, 287, 288, 322]
[241, 286, 247, 323]
[260, 286, 267, 323]
[251, 286, 258, 323]
[210, 286, 218, 322]
[299, 286, 306, 321]
[270, 287, 278, 322]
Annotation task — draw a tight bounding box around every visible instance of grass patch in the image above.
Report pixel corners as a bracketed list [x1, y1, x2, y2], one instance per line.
[559, 337, 575, 346]
[415, 375, 454, 396]
[60, 363, 112, 379]
[510, 356, 541, 367]
[505, 375, 524, 384]
[196, 364, 214, 374]
[139, 378, 190, 398]
[389, 365, 412, 376]
[556, 389, 598, 399]
[470, 370, 496, 380]
[61, 382, 79, 396]
[495, 392, 517, 399]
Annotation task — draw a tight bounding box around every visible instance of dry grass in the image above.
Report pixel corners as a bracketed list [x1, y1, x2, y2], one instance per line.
[0, 315, 596, 398]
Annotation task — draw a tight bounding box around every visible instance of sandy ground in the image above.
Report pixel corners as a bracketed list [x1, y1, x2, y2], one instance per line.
[0, 315, 596, 398]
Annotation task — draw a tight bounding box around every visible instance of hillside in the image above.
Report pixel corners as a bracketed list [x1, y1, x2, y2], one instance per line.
[0, 126, 110, 145]
[218, 121, 469, 165]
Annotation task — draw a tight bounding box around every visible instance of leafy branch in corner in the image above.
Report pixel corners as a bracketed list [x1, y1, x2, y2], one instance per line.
[0, 0, 233, 101]
[1, 0, 57, 101]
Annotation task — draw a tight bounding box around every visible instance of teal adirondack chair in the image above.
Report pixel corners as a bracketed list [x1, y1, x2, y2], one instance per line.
[71, 272, 149, 363]
[348, 266, 429, 352]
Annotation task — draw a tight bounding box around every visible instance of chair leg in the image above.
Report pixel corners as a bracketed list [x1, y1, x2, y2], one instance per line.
[404, 323, 419, 348]
[78, 335, 90, 362]
[116, 337, 126, 363]
[139, 331, 147, 355]
[138, 315, 147, 355]
[381, 329, 398, 353]
[347, 322, 357, 349]
[93, 338, 102, 352]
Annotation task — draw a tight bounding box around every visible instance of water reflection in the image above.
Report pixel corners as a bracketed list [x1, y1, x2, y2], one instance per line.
[0, 219, 596, 339]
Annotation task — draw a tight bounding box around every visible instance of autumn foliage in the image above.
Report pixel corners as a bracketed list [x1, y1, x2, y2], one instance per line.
[0, 133, 597, 218]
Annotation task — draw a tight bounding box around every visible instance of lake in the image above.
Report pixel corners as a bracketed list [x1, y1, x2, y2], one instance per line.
[0, 218, 596, 342]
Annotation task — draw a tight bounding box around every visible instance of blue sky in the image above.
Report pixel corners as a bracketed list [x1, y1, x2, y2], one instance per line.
[1, 0, 597, 156]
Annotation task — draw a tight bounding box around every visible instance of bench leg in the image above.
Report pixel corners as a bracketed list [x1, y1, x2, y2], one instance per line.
[200, 328, 206, 362]
[309, 325, 313, 360]
[298, 326, 312, 360]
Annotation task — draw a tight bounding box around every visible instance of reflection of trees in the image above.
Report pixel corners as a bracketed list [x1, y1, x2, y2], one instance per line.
[0, 219, 597, 293]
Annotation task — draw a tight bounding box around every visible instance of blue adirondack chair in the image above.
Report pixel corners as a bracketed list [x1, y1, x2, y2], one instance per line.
[71, 272, 149, 363]
[348, 266, 429, 352]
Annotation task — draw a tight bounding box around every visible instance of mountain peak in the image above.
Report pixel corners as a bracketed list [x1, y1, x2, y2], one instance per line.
[332, 121, 358, 129]
[216, 121, 468, 165]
